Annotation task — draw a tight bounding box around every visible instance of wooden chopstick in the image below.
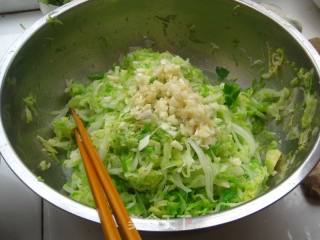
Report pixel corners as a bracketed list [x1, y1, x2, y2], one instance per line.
[75, 130, 121, 240]
[71, 109, 141, 240]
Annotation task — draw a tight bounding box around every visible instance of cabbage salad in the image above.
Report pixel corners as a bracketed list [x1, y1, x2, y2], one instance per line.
[38, 49, 317, 218]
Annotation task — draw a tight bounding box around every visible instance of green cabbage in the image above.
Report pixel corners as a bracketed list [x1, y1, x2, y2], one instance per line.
[23, 94, 37, 124]
[38, 48, 318, 218]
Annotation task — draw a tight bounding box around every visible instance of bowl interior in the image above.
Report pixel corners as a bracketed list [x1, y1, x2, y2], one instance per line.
[1, 0, 320, 220]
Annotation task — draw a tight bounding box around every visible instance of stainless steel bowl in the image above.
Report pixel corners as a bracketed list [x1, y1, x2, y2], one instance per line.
[1, 0, 320, 231]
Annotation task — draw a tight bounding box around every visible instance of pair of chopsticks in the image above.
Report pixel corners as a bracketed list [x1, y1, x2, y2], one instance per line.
[71, 109, 141, 240]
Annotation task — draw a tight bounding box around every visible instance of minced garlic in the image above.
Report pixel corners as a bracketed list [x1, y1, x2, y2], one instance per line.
[130, 58, 217, 147]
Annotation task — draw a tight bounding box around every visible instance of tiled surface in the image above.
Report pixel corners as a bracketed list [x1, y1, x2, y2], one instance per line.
[0, 0, 38, 13]
[0, 159, 42, 240]
[43, 201, 104, 240]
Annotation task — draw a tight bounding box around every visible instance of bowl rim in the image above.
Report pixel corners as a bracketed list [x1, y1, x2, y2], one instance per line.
[0, 0, 320, 232]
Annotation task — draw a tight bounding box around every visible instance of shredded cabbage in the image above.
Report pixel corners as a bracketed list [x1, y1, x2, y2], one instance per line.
[38, 48, 318, 218]
[23, 94, 37, 124]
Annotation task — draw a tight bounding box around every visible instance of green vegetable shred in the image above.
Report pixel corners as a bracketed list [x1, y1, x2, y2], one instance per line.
[38, 48, 318, 218]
